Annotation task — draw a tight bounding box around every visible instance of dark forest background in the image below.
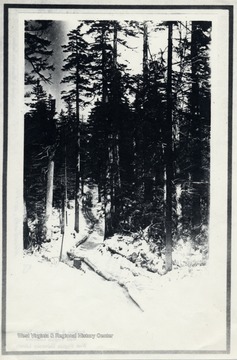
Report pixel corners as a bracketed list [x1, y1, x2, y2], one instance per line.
[24, 20, 211, 272]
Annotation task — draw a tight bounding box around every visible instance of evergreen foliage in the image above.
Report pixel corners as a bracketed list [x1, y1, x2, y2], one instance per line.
[24, 20, 211, 270]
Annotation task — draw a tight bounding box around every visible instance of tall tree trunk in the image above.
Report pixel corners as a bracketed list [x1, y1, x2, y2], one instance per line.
[59, 146, 68, 260]
[165, 22, 173, 272]
[61, 187, 65, 235]
[113, 22, 121, 192]
[191, 22, 202, 237]
[104, 200, 113, 238]
[112, 21, 121, 230]
[81, 115, 85, 196]
[59, 185, 65, 260]
[133, 79, 143, 191]
[176, 182, 182, 235]
[101, 26, 107, 104]
[98, 179, 102, 203]
[102, 24, 114, 239]
[143, 22, 149, 89]
[142, 21, 152, 201]
[104, 147, 113, 239]
[45, 156, 54, 241]
[64, 146, 68, 227]
[104, 132, 114, 240]
[61, 145, 68, 234]
[74, 37, 80, 233]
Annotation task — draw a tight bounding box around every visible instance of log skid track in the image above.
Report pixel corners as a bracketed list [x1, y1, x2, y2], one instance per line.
[67, 193, 144, 312]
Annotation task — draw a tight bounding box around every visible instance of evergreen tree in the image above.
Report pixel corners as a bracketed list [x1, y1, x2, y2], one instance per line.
[164, 22, 174, 272]
[86, 20, 136, 238]
[24, 82, 56, 248]
[61, 22, 92, 233]
[25, 20, 54, 84]
[190, 21, 211, 237]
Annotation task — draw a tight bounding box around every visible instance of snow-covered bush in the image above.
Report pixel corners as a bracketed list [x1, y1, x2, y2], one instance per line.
[102, 233, 166, 275]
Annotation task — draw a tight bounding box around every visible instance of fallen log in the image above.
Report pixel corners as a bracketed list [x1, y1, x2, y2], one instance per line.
[79, 256, 144, 312]
[80, 257, 114, 282]
[117, 281, 144, 312]
[75, 234, 89, 248]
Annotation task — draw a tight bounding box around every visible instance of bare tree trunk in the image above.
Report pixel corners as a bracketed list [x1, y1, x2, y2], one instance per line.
[61, 147, 68, 234]
[61, 190, 65, 235]
[45, 157, 54, 241]
[64, 148, 68, 227]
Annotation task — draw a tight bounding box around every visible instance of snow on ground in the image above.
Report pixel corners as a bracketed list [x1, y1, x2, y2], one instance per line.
[6, 186, 226, 352]
[7, 252, 225, 352]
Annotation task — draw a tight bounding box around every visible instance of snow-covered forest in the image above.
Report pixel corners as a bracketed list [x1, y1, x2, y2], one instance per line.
[22, 19, 213, 331]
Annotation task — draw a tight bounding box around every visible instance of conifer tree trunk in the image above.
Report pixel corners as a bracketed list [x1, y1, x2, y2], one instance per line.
[81, 116, 85, 196]
[99, 26, 107, 205]
[133, 78, 143, 190]
[165, 22, 173, 272]
[102, 25, 113, 239]
[142, 21, 152, 201]
[104, 136, 114, 239]
[45, 155, 54, 241]
[191, 22, 202, 236]
[61, 145, 68, 234]
[74, 38, 80, 233]
[98, 180, 102, 203]
[111, 21, 122, 230]
[101, 26, 107, 104]
[64, 148, 68, 227]
[176, 182, 182, 234]
[61, 186, 65, 235]
[143, 22, 149, 88]
[113, 22, 121, 193]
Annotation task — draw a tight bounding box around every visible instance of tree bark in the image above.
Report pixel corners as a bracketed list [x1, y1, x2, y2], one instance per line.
[143, 22, 149, 90]
[61, 146, 68, 234]
[104, 132, 114, 239]
[191, 22, 202, 236]
[104, 194, 113, 239]
[176, 183, 182, 235]
[165, 22, 173, 272]
[110, 22, 122, 230]
[98, 180, 102, 203]
[102, 24, 114, 239]
[113, 22, 121, 193]
[74, 35, 81, 233]
[142, 21, 153, 202]
[45, 157, 54, 241]
[101, 25, 107, 104]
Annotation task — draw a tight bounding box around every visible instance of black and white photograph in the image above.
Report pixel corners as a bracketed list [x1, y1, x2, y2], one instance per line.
[1, 1, 237, 358]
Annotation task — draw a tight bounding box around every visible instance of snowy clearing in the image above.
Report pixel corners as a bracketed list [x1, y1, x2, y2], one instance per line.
[6, 193, 226, 352]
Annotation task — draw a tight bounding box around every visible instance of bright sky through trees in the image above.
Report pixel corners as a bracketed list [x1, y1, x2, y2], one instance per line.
[28, 20, 169, 116]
